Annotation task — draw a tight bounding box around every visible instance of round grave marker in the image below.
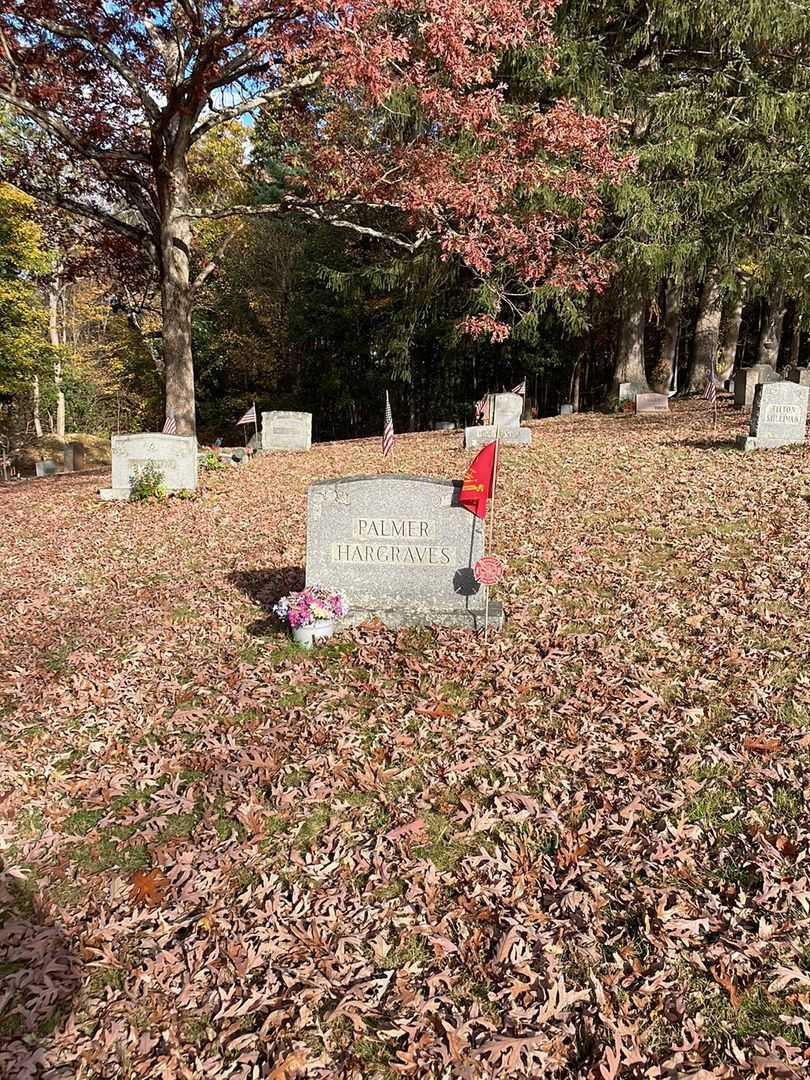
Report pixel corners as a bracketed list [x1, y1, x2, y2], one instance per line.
[474, 556, 505, 586]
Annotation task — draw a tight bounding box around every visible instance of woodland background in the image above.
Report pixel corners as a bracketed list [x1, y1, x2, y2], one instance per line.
[1, 2, 809, 445]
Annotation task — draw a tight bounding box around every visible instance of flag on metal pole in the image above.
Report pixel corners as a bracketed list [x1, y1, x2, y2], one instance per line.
[236, 403, 257, 425]
[474, 393, 489, 423]
[511, 378, 526, 395]
[383, 392, 394, 457]
[162, 412, 177, 434]
[459, 441, 498, 519]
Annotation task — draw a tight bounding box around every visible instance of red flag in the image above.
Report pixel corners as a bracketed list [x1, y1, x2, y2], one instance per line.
[459, 441, 497, 518]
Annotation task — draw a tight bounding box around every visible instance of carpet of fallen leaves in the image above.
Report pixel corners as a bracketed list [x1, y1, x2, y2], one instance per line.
[2, 400, 810, 1080]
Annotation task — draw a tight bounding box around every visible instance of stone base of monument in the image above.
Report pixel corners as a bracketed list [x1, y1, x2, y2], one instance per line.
[737, 435, 805, 452]
[337, 602, 504, 630]
[464, 425, 531, 448]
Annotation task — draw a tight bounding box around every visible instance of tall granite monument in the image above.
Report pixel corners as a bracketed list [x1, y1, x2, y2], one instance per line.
[306, 475, 501, 628]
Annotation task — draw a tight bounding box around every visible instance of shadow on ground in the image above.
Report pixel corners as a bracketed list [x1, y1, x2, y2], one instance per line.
[665, 437, 739, 451]
[0, 872, 81, 1078]
[229, 567, 305, 637]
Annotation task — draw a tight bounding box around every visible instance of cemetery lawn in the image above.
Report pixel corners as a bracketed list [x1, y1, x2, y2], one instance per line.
[2, 400, 810, 1079]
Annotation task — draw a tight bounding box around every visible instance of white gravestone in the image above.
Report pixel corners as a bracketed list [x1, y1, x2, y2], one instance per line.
[35, 460, 58, 477]
[100, 434, 198, 500]
[465, 393, 530, 447]
[737, 381, 809, 452]
[306, 475, 502, 629]
[261, 411, 312, 452]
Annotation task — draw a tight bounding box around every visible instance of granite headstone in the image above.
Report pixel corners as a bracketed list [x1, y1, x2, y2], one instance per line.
[261, 411, 312, 452]
[635, 392, 669, 414]
[737, 381, 809, 452]
[734, 364, 781, 408]
[100, 433, 198, 499]
[306, 474, 501, 628]
[787, 367, 810, 388]
[35, 460, 58, 477]
[618, 382, 634, 403]
[464, 424, 498, 450]
[559, 404, 574, 415]
[63, 442, 86, 472]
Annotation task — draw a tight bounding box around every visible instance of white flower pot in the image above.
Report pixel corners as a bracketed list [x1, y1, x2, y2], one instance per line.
[291, 619, 335, 648]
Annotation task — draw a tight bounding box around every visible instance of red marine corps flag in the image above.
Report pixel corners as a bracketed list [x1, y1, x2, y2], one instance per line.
[459, 440, 498, 519]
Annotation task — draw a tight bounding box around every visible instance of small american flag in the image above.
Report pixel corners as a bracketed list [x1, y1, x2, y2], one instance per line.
[236, 403, 256, 426]
[511, 378, 526, 396]
[475, 394, 488, 422]
[383, 391, 394, 457]
[162, 412, 177, 434]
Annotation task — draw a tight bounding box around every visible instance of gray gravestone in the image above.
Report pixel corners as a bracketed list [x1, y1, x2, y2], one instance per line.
[737, 381, 809, 452]
[35, 460, 58, 477]
[483, 392, 532, 445]
[560, 404, 574, 415]
[433, 421, 455, 431]
[63, 442, 86, 472]
[786, 367, 810, 387]
[734, 364, 781, 408]
[464, 424, 497, 449]
[306, 475, 501, 629]
[261, 411, 312, 452]
[618, 382, 634, 403]
[99, 433, 198, 499]
[635, 392, 669, 414]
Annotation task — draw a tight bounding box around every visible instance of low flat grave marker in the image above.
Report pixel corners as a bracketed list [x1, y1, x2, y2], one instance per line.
[100, 433, 198, 500]
[35, 460, 58, 477]
[737, 381, 809, 452]
[635, 392, 669, 414]
[306, 474, 501, 628]
[261, 411, 312, 452]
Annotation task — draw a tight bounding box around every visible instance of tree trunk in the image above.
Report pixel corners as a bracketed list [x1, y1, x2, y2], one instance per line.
[158, 161, 196, 437]
[32, 373, 43, 437]
[48, 283, 66, 438]
[717, 296, 743, 383]
[758, 286, 787, 368]
[649, 280, 682, 394]
[686, 269, 722, 393]
[790, 312, 802, 368]
[612, 293, 648, 397]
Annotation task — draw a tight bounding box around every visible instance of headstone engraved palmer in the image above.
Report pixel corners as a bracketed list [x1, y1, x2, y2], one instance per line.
[99, 434, 198, 499]
[261, 411, 312, 452]
[306, 475, 502, 628]
[737, 381, 809, 452]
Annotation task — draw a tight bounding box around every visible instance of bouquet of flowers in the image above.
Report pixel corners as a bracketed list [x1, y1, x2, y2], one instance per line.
[273, 585, 348, 629]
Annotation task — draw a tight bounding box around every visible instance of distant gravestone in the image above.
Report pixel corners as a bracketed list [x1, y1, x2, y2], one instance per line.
[99, 433, 198, 500]
[63, 442, 86, 472]
[734, 364, 781, 408]
[433, 421, 455, 431]
[35, 460, 58, 477]
[560, 404, 574, 415]
[464, 424, 497, 450]
[635, 392, 669, 414]
[618, 382, 634, 403]
[786, 367, 810, 387]
[737, 381, 809, 452]
[306, 475, 501, 628]
[261, 411, 312, 452]
[469, 392, 531, 446]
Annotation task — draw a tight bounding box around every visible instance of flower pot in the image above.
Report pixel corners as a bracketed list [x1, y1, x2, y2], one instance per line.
[291, 619, 335, 648]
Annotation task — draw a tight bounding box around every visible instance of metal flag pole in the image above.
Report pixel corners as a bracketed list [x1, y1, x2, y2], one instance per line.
[484, 434, 500, 641]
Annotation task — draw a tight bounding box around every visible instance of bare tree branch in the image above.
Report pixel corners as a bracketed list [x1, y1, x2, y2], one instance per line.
[185, 201, 429, 251]
[190, 70, 321, 141]
[191, 224, 244, 292]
